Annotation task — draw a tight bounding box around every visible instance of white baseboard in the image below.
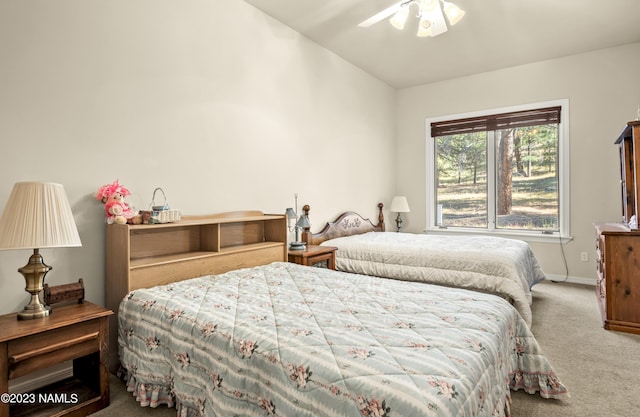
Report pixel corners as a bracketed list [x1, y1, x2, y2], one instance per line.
[545, 274, 596, 286]
[9, 363, 73, 394]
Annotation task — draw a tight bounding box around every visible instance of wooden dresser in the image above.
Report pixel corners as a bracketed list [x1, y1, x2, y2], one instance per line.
[105, 211, 287, 371]
[594, 121, 640, 335]
[594, 223, 640, 334]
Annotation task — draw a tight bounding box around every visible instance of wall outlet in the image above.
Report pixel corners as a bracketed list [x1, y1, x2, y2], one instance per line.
[580, 251, 589, 262]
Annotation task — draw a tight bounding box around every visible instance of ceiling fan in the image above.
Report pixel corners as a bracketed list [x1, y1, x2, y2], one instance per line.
[358, 0, 465, 38]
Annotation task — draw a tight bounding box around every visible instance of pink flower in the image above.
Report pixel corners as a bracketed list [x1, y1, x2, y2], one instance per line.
[209, 373, 222, 389]
[145, 336, 160, 351]
[259, 397, 276, 415]
[356, 395, 390, 417]
[291, 328, 312, 337]
[348, 348, 374, 359]
[200, 322, 217, 336]
[174, 352, 190, 367]
[464, 337, 485, 351]
[287, 364, 311, 388]
[168, 309, 183, 320]
[428, 377, 458, 399]
[238, 339, 257, 358]
[436, 380, 455, 399]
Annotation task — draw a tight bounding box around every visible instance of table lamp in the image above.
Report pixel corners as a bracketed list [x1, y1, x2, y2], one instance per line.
[286, 193, 311, 250]
[390, 196, 410, 232]
[0, 182, 82, 320]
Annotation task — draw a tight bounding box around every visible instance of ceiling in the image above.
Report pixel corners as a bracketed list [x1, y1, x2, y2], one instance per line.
[243, 0, 640, 89]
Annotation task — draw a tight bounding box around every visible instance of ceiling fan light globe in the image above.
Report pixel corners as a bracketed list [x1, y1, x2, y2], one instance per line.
[389, 8, 410, 30]
[420, 0, 439, 12]
[442, 1, 465, 25]
[416, 18, 433, 37]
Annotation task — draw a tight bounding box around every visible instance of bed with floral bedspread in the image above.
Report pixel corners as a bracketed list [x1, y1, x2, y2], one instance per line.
[118, 262, 567, 417]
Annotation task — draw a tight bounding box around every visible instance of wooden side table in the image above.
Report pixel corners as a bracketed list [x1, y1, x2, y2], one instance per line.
[0, 302, 113, 417]
[288, 245, 338, 270]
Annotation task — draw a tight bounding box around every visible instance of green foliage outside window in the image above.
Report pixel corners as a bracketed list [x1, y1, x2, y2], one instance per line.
[435, 124, 559, 231]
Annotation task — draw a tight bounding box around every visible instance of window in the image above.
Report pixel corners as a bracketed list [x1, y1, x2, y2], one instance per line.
[426, 100, 570, 241]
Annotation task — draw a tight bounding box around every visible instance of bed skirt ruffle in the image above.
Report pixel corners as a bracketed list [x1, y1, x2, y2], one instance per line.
[509, 370, 569, 400]
[118, 367, 176, 410]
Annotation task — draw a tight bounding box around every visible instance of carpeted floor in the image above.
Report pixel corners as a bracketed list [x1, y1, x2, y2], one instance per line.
[93, 281, 640, 417]
[509, 280, 640, 417]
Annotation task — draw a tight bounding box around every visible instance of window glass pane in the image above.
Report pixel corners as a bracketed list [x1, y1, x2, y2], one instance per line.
[495, 124, 559, 231]
[435, 132, 487, 228]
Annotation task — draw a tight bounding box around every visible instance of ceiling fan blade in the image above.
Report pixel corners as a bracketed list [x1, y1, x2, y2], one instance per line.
[358, 1, 405, 28]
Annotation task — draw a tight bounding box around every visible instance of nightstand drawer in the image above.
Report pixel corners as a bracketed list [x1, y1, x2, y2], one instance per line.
[8, 319, 101, 380]
[306, 252, 334, 268]
[288, 245, 338, 270]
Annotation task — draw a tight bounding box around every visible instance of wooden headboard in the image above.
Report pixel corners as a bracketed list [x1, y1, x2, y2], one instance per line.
[301, 203, 385, 245]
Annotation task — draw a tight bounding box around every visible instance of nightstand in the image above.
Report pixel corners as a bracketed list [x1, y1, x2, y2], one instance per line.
[288, 245, 338, 270]
[0, 302, 113, 417]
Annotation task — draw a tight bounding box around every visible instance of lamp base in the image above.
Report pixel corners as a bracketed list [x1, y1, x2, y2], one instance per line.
[16, 249, 53, 320]
[18, 297, 51, 320]
[289, 241, 307, 251]
[395, 213, 404, 232]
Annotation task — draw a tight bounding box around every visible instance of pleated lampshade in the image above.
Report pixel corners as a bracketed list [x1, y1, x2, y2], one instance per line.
[0, 182, 82, 250]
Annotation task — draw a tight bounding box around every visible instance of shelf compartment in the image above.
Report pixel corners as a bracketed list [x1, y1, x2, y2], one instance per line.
[129, 224, 219, 260]
[128, 244, 285, 291]
[220, 221, 266, 248]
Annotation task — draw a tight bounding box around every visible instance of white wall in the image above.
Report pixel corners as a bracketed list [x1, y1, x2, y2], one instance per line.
[396, 42, 640, 282]
[0, 0, 396, 314]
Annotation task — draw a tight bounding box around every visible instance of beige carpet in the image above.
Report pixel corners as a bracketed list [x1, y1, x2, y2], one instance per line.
[509, 281, 640, 417]
[93, 281, 640, 417]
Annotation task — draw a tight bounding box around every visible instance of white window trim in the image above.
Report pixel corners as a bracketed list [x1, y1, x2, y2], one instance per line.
[425, 99, 572, 244]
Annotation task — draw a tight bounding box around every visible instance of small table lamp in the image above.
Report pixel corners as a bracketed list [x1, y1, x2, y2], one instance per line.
[286, 193, 311, 251]
[0, 182, 82, 320]
[390, 196, 410, 232]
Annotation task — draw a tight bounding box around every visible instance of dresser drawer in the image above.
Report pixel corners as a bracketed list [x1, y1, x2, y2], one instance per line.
[8, 319, 101, 380]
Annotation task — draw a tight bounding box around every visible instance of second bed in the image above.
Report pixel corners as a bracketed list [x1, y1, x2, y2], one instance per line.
[302, 205, 546, 326]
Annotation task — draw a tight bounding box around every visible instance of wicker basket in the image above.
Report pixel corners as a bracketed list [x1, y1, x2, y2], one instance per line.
[141, 188, 181, 224]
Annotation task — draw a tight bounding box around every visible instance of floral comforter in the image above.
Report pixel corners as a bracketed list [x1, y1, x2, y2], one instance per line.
[118, 262, 567, 417]
[321, 232, 547, 326]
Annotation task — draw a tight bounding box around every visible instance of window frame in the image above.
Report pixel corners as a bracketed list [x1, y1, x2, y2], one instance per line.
[425, 99, 571, 243]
